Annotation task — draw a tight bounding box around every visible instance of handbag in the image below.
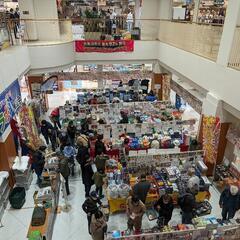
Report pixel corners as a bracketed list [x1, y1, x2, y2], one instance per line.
[31, 207, 46, 226]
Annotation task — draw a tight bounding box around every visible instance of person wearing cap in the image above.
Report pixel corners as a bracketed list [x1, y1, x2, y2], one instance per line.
[133, 174, 151, 204]
[154, 193, 174, 225]
[126, 195, 146, 233]
[219, 185, 240, 220]
[82, 191, 102, 235]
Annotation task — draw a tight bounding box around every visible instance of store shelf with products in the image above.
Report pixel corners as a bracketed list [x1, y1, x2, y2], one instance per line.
[0, 171, 10, 222]
[27, 153, 61, 240]
[197, 0, 227, 25]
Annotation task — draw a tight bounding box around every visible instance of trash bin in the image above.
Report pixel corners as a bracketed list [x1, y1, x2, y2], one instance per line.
[9, 187, 26, 209]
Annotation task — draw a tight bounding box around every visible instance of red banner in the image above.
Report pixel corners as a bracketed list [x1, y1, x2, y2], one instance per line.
[75, 40, 134, 53]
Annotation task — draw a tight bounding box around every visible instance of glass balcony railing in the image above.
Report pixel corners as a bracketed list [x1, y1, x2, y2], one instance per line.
[228, 27, 240, 70]
[1, 17, 225, 65]
[158, 20, 223, 61]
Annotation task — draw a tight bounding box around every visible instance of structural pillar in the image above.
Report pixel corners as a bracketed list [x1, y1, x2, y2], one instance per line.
[199, 92, 230, 176]
[216, 0, 240, 66]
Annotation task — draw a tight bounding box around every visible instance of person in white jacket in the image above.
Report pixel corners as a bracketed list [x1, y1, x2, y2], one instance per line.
[126, 10, 134, 32]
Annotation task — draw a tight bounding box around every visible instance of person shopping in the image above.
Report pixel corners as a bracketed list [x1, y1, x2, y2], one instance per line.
[58, 154, 71, 195]
[126, 195, 146, 233]
[219, 185, 240, 220]
[50, 107, 61, 129]
[92, 169, 106, 199]
[133, 174, 151, 204]
[178, 189, 196, 224]
[63, 142, 76, 176]
[154, 194, 174, 225]
[82, 191, 102, 235]
[67, 120, 77, 146]
[90, 210, 107, 240]
[29, 147, 45, 185]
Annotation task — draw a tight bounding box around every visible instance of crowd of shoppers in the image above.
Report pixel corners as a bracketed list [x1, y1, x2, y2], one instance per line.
[28, 108, 240, 240]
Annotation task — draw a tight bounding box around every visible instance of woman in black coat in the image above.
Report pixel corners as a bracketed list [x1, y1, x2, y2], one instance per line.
[154, 194, 174, 225]
[76, 137, 93, 197]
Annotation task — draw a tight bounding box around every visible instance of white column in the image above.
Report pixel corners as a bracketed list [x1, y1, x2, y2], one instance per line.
[19, 0, 60, 41]
[193, 0, 200, 23]
[202, 92, 224, 120]
[217, 0, 240, 66]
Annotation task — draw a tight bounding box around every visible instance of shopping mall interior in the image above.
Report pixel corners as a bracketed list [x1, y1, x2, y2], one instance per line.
[1, 0, 240, 240]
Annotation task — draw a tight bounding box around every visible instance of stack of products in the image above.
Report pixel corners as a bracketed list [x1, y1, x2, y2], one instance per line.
[0, 171, 10, 221]
[12, 156, 33, 190]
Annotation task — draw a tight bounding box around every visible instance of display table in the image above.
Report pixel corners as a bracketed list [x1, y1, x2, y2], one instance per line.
[107, 193, 159, 214]
[27, 208, 51, 239]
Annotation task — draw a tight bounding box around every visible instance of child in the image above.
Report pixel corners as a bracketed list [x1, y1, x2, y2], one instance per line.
[63, 142, 76, 176]
[92, 170, 106, 199]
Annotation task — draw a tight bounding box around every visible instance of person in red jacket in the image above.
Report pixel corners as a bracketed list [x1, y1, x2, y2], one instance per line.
[50, 107, 61, 129]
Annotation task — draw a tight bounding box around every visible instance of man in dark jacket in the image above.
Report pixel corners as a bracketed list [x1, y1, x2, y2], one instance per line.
[178, 189, 196, 224]
[95, 134, 106, 156]
[67, 120, 77, 146]
[29, 148, 45, 185]
[59, 155, 71, 195]
[154, 194, 174, 225]
[82, 191, 102, 235]
[219, 185, 240, 220]
[40, 120, 54, 145]
[133, 174, 151, 204]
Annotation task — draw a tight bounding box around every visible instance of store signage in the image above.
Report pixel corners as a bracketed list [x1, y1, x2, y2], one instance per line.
[0, 79, 21, 137]
[202, 116, 221, 164]
[75, 40, 134, 53]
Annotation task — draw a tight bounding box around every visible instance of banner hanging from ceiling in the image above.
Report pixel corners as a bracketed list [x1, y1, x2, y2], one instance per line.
[202, 116, 221, 165]
[0, 79, 22, 137]
[75, 40, 134, 53]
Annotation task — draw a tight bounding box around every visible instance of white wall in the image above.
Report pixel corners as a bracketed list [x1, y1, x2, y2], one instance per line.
[158, 42, 240, 112]
[28, 42, 75, 72]
[159, 0, 172, 20]
[0, 46, 30, 93]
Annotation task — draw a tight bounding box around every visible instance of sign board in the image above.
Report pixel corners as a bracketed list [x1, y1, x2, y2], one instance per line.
[0, 79, 21, 137]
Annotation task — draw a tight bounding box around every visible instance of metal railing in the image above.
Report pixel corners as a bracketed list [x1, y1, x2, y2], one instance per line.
[228, 27, 240, 70]
[158, 20, 223, 61]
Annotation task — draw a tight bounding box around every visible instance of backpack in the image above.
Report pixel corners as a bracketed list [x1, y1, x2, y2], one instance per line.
[31, 207, 46, 226]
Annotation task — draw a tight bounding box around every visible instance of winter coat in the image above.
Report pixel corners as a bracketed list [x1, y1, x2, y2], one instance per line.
[90, 215, 107, 240]
[82, 164, 94, 186]
[95, 155, 109, 171]
[59, 157, 70, 179]
[133, 180, 151, 203]
[31, 150, 45, 175]
[67, 125, 77, 139]
[154, 196, 174, 220]
[41, 121, 54, 137]
[178, 192, 196, 213]
[92, 172, 106, 187]
[219, 188, 240, 211]
[76, 145, 90, 166]
[95, 141, 106, 156]
[82, 197, 101, 215]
